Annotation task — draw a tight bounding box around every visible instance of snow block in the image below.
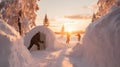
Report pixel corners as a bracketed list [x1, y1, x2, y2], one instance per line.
[0, 20, 36, 67]
[80, 5, 120, 67]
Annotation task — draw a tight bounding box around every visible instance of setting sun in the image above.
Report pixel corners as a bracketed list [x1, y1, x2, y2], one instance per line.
[65, 27, 73, 33]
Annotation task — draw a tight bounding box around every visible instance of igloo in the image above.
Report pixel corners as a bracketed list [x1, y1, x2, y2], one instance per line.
[24, 26, 56, 51]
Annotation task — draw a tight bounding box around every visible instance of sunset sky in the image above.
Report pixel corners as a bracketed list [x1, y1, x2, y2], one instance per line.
[36, 0, 98, 32]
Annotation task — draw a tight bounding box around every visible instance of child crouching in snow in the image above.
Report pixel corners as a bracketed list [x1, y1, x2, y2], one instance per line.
[28, 32, 45, 50]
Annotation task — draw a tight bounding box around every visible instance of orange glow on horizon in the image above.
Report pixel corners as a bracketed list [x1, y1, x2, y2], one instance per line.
[64, 23, 78, 33]
[36, 17, 91, 32]
[65, 27, 73, 33]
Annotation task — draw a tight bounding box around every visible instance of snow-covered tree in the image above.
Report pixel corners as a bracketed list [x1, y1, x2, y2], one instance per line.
[43, 14, 49, 27]
[0, 0, 39, 35]
[92, 0, 116, 22]
[91, 13, 97, 22]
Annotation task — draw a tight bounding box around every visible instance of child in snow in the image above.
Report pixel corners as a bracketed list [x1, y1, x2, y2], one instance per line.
[66, 32, 71, 44]
[76, 33, 81, 41]
[28, 32, 45, 50]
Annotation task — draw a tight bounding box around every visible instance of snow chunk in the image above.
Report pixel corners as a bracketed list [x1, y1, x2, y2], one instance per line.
[0, 19, 19, 37]
[24, 26, 57, 50]
[80, 5, 120, 67]
[0, 20, 36, 67]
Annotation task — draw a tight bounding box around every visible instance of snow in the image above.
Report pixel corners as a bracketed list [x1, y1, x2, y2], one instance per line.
[1, 1, 120, 67]
[0, 20, 19, 37]
[0, 19, 38, 67]
[29, 34, 84, 67]
[77, 3, 120, 67]
[31, 41, 79, 67]
[24, 26, 57, 51]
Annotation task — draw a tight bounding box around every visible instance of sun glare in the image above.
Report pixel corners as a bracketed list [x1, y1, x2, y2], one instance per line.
[65, 25, 74, 33]
[66, 28, 73, 33]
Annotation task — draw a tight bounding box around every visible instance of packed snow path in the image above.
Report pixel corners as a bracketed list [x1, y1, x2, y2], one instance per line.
[31, 41, 81, 67]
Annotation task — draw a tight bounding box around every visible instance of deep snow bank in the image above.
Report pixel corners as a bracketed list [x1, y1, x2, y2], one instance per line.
[24, 26, 57, 50]
[0, 20, 36, 67]
[80, 3, 120, 67]
[0, 20, 18, 37]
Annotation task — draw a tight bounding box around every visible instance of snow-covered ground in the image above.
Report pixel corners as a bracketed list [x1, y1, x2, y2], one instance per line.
[31, 35, 82, 67]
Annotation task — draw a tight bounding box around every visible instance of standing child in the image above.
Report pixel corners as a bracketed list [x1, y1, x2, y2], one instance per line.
[76, 33, 81, 41]
[66, 32, 71, 44]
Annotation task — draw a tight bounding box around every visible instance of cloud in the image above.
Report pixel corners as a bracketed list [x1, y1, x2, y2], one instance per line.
[50, 18, 56, 22]
[85, 1, 98, 12]
[64, 14, 92, 19]
[90, 2, 98, 11]
[79, 1, 98, 13]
